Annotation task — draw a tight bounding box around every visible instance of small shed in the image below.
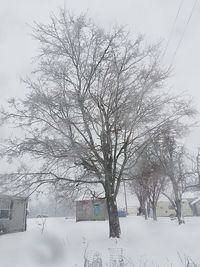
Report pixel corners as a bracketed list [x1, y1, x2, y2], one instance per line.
[0, 194, 28, 233]
[76, 198, 107, 222]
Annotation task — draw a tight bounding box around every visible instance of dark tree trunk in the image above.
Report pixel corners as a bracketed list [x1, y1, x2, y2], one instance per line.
[171, 177, 184, 224]
[147, 200, 151, 217]
[106, 196, 121, 238]
[137, 197, 143, 216]
[144, 205, 148, 220]
[142, 200, 148, 220]
[152, 203, 157, 221]
[138, 196, 148, 219]
[175, 199, 184, 224]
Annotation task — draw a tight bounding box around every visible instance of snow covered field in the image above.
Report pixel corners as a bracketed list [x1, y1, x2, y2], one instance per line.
[0, 216, 200, 266]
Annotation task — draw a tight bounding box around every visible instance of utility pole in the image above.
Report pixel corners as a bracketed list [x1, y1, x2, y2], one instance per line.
[123, 179, 128, 214]
[197, 147, 200, 185]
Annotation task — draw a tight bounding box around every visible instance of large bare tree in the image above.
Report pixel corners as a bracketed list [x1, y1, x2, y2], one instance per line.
[0, 11, 195, 237]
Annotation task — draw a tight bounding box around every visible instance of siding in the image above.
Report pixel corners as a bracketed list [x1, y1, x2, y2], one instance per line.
[0, 196, 27, 233]
[156, 200, 193, 217]
[76, 199, 107, 221]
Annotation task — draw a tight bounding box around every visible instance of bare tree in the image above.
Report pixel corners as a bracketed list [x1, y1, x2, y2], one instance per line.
[130, 177, 149, 219]
[0, 11, 195, 237]
[150, 124, 191, 224]
[184, 148, 200, 191]
[147, 165, 167, 221]
[130, 146, 167, 221]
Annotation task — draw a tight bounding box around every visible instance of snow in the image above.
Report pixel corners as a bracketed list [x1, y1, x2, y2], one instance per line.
[0, 216, 200, 266]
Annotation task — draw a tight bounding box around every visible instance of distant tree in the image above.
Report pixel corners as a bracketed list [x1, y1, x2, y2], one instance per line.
[130, 146, 167, 221]
[185, 148, 200, 191]
[130, 176, 149, 219]
[147, 163, 167, 221]
[150, 125, 191, 224]
[0, 11, 195, 237]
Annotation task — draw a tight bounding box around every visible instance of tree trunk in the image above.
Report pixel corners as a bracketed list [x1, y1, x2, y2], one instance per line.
[147, 200, 151, 217]
[152, 203, 157, 221]
[137, 197, 143, 216]
[142, 200, 148, 220]
[138, 196, 148, 219]
[144, 206, 148, 220]
[172, 179, 184, 224]
[106, 196, 121, 238]
[175, 199, 184, 224]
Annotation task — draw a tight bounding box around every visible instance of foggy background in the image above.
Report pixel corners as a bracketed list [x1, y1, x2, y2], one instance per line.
[1, 0, 199, 155]
[0, 0, 199, 213]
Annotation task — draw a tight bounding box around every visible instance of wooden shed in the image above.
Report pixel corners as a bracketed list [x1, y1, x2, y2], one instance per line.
[0, 194, 28, 234]
[76, 198, 107, 222]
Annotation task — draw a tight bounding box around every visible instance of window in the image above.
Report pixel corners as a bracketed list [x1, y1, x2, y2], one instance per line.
[0, 199, 11, 219]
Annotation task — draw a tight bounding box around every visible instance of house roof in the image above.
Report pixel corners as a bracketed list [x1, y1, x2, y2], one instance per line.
[182, 191, 200, 199]
[191, 197, 200, 205]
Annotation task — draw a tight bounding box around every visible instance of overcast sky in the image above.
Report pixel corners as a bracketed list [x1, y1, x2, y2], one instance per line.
[0, 0, 200, 153]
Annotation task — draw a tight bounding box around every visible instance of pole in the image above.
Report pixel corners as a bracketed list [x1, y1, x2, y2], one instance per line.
[123, 179, 128, 214]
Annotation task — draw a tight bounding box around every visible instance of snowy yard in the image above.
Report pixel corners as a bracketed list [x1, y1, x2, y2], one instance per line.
[0, 216, 200, 266]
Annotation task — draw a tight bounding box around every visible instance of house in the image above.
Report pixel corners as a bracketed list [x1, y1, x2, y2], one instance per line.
[127, 206, 138, 215]
[190, 198, 200, 216]
[0, 194, 28, 233]
[76, 198, 107, 222]
[156, 199, 193, 217]
[182, 190, 200, 216]
[156, 201, 176, 217]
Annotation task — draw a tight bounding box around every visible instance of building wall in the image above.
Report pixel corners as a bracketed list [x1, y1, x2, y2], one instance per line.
[182, 200, 193, 216]
[76, 199, 107, 222]
[156, 201, 176, 217]
[0, 197, 27, 233]
[193, 201, 200, 216]
[156, 200, 193, 217]
[127, 206, 138, 215]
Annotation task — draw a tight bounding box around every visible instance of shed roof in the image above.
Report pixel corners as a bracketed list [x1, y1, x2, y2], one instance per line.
[75, 196, 105, 202]
[0, 194, 27, 201]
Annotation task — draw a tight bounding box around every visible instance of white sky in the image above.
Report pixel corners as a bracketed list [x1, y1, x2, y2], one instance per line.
[0, 0, 200, 154]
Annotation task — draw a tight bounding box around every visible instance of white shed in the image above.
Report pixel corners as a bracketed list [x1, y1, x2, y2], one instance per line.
[0, 194, 28, 234]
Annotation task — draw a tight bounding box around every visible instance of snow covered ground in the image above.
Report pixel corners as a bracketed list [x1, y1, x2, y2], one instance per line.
[0, 216, 200, 266]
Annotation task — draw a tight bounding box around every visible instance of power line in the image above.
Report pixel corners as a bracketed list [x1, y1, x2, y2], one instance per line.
[170, 0, 198, 66]
[162, 0, 184, 59]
